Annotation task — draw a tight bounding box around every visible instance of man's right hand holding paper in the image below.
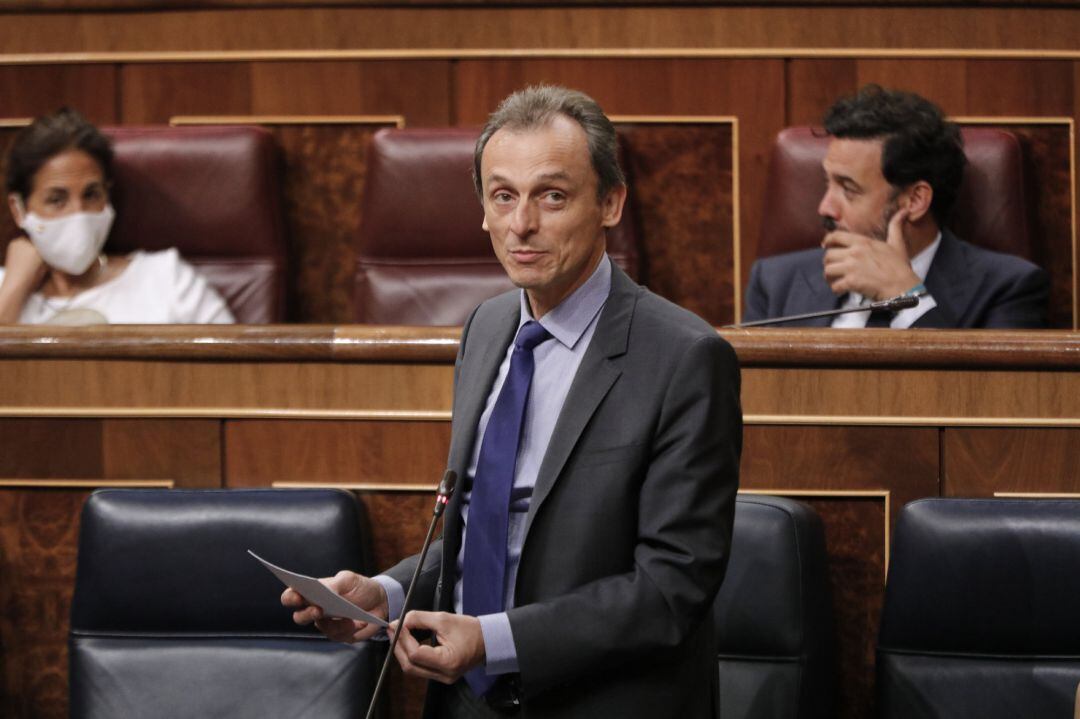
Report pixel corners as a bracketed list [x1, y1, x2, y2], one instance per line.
[281, 570, 389, 643]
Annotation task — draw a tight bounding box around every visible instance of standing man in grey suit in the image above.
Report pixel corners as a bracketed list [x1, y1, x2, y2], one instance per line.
[283, 85, 742, 718]
[743, 85, 1048, 328]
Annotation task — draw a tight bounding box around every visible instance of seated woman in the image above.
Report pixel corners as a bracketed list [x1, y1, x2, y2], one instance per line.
[0, 108, 234, 324]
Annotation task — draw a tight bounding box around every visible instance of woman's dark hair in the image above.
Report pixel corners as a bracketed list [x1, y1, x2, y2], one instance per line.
[4, 107, 113, 198]
[824, 85, 966, 225]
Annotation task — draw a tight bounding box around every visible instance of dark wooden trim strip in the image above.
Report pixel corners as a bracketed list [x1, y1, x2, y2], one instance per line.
[0, 326, 1077, 368]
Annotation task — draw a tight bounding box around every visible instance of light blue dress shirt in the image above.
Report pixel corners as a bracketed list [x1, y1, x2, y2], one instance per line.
[376, 254, 611, 677]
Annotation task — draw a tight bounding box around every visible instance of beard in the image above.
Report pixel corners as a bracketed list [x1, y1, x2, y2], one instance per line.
[870, 196, 901, 242]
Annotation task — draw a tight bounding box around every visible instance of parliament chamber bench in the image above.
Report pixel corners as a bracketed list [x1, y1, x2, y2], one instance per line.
[0, 325, 1076, 719]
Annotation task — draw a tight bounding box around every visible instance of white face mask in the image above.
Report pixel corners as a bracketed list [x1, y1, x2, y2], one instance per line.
[17, 203, 115, 276]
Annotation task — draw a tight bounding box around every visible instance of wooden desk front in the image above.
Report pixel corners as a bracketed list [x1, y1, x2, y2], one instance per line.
[0, 326, 1076, 719]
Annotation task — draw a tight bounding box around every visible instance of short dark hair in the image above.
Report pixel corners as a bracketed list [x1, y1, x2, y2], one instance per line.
[824, 85, 966, 225]
[473, 84, 625, 201]
[4, 107, 113, 199]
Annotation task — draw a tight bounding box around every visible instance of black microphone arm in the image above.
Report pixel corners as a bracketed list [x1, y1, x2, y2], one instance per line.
[731, 294, 919, 328]
[364, 469, 458, 719]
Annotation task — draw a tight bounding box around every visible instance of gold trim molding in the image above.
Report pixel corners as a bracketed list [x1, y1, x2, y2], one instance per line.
[273, 481, 439, 492]
[994, 492, 1080, 499]
[4, 48, 1080, 65]
[745, 415, 1080, 427]
[170, 115, 406, 128]
[0, 478, 174, 488]
[0, 408, 1076, 427]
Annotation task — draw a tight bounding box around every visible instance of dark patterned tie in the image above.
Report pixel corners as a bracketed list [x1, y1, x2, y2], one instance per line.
[865, 308, 893, 328]
[462, 320, 551, 696]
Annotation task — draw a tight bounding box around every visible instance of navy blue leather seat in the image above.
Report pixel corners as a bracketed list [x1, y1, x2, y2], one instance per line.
[878, 498, 1080, 718]
[69, 489, 380, 719]
[713, 495, 835, 719]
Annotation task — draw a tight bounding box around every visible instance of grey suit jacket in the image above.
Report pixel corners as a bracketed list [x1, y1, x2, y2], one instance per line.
[743, 229, 1049, 328]
[386, 263, 742, 719]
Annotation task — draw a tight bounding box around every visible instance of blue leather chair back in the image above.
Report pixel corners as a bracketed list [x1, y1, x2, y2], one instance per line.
[69, 488, 380, 719]
[713, 495, 835, 719]
[879, 498, 1080, 718]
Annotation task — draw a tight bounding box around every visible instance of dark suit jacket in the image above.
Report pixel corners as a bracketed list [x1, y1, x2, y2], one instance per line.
[743, 229, 1049, 328]
[385, 263, 742, 719]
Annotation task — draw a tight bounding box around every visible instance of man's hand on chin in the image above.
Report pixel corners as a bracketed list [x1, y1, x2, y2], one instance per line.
[389, 611, 487, 684]
[822, 208, 921, 300]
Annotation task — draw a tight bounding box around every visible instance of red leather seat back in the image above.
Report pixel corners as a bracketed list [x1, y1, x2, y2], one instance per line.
[758, 127, 1033, 261]
[104, 126, 288, 323]
[354, 128, 640, 325]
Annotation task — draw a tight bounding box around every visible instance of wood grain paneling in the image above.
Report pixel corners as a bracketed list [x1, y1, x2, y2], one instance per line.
[855, 60, 969, 116]
[742, 426, 939, 519]
[120, 63, 254, 123]
[0, 488, 88, 718]
[1007, 123, 1075, 328]
[0, 359, 456, 413]
[800, 496, 886, 719]
[101, 419, 221, 486]
[249, 61, 451, 126]
[742, 366, 1079, 422]
[964, 60, 1075, 117]
[785, 59, 856, 126]
[4, 7, 1080, 54]
[224, 420, 451, 486]
[617, 122, 735, 323]
[0, 419, 220, 483]
[0, 65, 117, 124]
[943, 427, 1080, 496]
[0, 419, 103, 478]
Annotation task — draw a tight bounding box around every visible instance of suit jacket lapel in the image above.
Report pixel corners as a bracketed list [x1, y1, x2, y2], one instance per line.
[923, 230, 975, 319]
[792, 252, 839, 327]
[522, 266, 634, 539]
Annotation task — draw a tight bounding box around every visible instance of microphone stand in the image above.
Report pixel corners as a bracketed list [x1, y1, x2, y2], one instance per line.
[364, 469, 458, 719]
[730, 294, 920, 328]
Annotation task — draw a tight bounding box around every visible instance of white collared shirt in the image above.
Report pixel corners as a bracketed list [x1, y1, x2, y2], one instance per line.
[831, 232, 941, 328]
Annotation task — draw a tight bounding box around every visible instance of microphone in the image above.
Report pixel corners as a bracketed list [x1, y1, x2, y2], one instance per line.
[733, 294, 919, 328]
[364, 469, 458, 719]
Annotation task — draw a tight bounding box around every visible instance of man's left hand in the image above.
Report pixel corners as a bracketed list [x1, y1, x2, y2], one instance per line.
[822, 208, 920, 300]
[389, 611, 486, 684]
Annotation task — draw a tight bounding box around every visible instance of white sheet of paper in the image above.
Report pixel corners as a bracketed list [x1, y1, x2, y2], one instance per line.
[248, 549, 389, 628]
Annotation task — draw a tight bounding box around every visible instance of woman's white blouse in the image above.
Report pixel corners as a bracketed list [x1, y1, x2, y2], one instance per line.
[0, 248, 235, 324]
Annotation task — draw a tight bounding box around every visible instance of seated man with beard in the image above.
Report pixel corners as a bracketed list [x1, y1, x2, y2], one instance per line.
[743, 85, 1048, 329]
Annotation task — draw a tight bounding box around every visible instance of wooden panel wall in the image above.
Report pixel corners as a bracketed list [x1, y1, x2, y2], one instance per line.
[3, 6, 1080, 54]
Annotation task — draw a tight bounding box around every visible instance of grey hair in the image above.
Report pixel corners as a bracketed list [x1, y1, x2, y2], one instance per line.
[472, 84, 626, 201]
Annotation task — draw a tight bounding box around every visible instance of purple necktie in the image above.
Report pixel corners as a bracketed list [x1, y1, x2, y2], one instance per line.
[462, 320, 551, 696]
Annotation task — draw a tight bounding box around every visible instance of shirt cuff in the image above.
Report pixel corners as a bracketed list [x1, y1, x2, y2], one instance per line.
[372, 574, 405, 622]
[477, 612, 519, 675]
[891, 293, 937, 328]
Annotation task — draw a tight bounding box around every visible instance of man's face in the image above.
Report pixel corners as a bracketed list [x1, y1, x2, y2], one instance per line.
[479, 114, 625, 318]
[817, 138, 899, 241]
